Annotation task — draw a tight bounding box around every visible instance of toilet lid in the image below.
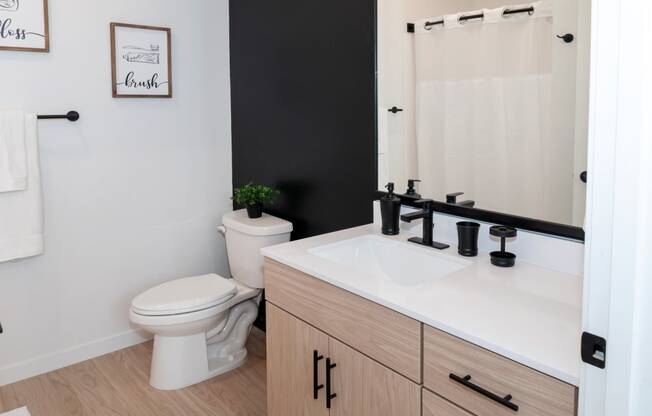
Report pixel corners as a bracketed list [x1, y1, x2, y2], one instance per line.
[131, 274, 237, 316]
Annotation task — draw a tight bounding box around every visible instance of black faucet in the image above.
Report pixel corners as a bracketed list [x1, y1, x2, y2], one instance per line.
[446, 192, 476, 208]
[400, 199, 450, 250]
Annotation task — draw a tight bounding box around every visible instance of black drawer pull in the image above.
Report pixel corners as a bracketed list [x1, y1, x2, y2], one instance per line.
[388, 106, 404, 114]
[313, 350, 324, 399]
[326, 358, 337, 409]
[449, 373, 519, 412]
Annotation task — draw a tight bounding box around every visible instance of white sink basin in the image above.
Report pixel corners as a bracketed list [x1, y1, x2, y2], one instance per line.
[308, 235, 471, 287]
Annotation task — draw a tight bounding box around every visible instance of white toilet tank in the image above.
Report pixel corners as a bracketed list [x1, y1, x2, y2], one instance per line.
[222, 209, 293, 289]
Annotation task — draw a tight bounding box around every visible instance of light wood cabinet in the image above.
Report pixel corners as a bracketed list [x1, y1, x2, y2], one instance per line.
[329, 337, 421, 416]
[266, 302, 420, 416]
[265, 260, 578, 416]
[423, 326, 577, 416]
[265, 259, 422, 382]
[422, 389, 473, 416]
[266, 303, 329, 416]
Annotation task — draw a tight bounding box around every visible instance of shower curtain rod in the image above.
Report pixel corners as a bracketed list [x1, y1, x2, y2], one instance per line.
[407, 6, 535, 33]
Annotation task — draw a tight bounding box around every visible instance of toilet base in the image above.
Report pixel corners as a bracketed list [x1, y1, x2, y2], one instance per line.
[208, 348, 248, 378]
[148, 300, 258, 391]
[149, 338, 250, 391]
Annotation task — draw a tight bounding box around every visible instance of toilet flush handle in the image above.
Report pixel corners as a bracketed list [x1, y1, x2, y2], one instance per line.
[217, 225, 226, 236]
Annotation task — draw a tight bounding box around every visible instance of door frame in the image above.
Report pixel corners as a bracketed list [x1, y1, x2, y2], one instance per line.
[579, 0, 652, 414]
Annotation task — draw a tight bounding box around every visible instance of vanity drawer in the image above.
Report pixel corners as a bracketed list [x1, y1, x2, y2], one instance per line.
[265, 259, 422, 382]
[423, 389, 473, 416]
[423, 326, 577, 416]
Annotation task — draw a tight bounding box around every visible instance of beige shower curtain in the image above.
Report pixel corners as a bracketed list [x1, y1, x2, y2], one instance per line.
[413, 1, 573, 223]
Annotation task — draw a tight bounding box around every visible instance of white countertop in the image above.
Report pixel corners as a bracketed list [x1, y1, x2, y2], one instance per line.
[262, 224, 582, 386]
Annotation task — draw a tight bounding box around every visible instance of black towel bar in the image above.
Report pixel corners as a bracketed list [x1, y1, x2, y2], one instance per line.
[37, 111, 80, 122]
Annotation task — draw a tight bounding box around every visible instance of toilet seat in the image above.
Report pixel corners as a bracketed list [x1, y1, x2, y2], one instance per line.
[131, 274, 237, 316]
[129, 280, 259, 328]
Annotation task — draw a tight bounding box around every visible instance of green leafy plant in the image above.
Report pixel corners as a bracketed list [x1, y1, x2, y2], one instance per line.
[232, 183, 280, 206]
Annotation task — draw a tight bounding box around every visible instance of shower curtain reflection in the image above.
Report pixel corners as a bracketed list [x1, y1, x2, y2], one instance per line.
[413, 1, 575, 225]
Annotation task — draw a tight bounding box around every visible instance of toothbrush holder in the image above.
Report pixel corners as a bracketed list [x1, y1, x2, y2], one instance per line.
[457, 222, 480, 257]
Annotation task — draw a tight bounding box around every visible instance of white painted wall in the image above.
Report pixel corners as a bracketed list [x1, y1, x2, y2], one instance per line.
[0, 0, 232, 385]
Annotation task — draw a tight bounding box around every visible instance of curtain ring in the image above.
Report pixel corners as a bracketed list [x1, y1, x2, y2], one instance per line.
[502, 7, 536, 17]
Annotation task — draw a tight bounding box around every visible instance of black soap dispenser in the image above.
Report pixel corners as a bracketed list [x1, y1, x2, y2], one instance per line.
[381, 183, 401, 235]
[405, 179, 422, 198]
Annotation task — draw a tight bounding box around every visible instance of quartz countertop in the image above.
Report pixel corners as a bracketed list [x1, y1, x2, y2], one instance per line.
[261, 224, 582, 386]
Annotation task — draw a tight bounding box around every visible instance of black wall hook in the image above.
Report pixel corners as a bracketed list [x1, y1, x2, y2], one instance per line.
[557, 33, 575, 43]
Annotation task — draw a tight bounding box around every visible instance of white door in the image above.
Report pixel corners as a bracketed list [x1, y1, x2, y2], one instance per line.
[580, 0, 652, 415]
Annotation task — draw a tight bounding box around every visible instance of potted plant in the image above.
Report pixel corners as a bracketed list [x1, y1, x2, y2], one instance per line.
[232, 183, 280, 219]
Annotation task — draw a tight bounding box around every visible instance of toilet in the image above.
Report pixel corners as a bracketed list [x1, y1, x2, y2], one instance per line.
[129, 209, 292, 390]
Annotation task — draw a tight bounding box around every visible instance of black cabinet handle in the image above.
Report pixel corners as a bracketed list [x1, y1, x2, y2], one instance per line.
[313, 350, 324, 399]
[388, 106, 404, 114]
[580, 171, 588, 183]
[326, 358, 337, 409]
[449, 373, 519, 412]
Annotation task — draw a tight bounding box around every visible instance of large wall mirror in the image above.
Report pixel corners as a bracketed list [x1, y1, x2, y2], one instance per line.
[377, 0, 590, 240]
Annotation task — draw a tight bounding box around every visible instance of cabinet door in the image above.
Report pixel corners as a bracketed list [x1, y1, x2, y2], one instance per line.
[328, 337, 421, 416]
[266, 303, 330, 416]
[423, 389, 474, 416]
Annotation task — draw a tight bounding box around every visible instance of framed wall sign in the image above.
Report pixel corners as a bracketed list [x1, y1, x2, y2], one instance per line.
[0, 0, 49, 52]
[110, 23, 172, 98]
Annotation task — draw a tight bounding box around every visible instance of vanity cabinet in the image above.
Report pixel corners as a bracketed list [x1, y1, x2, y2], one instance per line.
[265, 259, 421, 382]
[266, 302, 329, 416]
[266, 302, 420, 416]
[422, 389, 473, 416]
[265, 258, 578, 416]
[328, 336, 421, 416]
[424, 326, 577, 416]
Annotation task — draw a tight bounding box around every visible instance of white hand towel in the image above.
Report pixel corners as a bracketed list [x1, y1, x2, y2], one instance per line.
[0, 110, 28, 192]
[0, 113, 44, 262]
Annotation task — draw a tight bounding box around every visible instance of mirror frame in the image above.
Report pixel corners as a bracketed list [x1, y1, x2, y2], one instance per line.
[373, 191, 585, 241]
[373, 2, 585, 243]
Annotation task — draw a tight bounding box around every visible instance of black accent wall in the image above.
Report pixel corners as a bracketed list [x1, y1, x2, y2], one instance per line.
[229, 0, 377, 240]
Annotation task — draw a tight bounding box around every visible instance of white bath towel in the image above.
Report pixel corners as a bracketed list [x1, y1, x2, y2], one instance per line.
[0, 113, 44, 262]
[0, 111, 28, 192]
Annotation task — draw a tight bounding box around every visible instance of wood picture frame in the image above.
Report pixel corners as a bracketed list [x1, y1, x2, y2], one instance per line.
[110, 22, 173, 98]
[0, 0, 50, 52]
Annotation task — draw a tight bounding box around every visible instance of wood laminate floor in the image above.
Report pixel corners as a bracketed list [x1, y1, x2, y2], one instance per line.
[0, 329, 267, 416]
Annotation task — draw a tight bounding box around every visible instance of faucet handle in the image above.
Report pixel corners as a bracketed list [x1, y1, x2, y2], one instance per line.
[446, 192, 465, 204]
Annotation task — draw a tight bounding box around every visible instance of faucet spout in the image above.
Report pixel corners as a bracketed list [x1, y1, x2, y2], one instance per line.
[399, 199, 450, 250]
[400, 211, 426, 223]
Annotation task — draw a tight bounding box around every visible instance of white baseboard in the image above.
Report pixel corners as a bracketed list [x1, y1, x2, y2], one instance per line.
[1, 407, 30, 416]
[0, 329, 152, 387]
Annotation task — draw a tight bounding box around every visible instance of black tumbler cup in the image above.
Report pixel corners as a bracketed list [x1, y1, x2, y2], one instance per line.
[457, 222, 480, 257]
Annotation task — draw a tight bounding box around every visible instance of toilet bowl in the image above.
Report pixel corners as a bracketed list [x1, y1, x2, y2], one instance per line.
[129, 209, 292, 390]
